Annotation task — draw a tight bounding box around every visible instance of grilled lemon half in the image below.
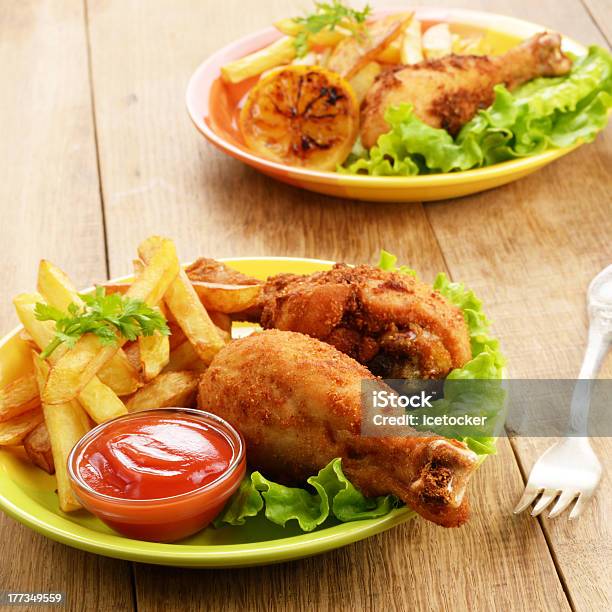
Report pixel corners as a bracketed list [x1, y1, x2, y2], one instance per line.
[239, 65, 359, 171]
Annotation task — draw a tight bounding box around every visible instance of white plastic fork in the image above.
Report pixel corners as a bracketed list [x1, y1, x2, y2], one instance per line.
[514, 264, 612, 520]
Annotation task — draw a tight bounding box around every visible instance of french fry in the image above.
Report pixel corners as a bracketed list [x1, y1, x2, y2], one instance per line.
[221, 36, 296, 84]
[23, 422, 55, 474]
[139, 329, 170, 381]
[190, 281, 262, 314]
[0, 373, 39, 422]
[164, 340, 208, 373]
[37, 260, 141, 396]
[422, 23, 452, 59]
[19, 329, 38, 350]
[208, 311, 232, 335]
[32, 353, 87, 512]
[126, 371, 200, 413]
[96, 350, 141, 396]
[13, 293, 127, 422]
[0, 409, 44, 445]
[377, 39, 401, 63]
[138, 237, 224, 364]
[328, 13, 412, 79]
[42, 238, 180, 405]
[168, 322, 187, 350]
[133, 261, 170, 380]
[452, 34, 487, 55]
[122, 341, 141, 372]
[400, 18, 423, 64]
[274, 18, 349, 47]
[349, 61, 382, 104]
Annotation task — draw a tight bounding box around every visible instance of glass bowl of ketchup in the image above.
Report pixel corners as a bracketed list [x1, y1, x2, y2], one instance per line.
[67, 408, 246, 543]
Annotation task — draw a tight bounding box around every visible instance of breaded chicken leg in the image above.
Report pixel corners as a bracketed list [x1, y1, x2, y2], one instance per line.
[361, 32, 572, 147]
[187, 259, 472, 379]
[198, 330, 479, 527]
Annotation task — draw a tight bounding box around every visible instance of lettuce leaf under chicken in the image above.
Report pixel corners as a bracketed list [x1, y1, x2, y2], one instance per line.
[214, 252, 505, 530]
[342, 45, 612, 176]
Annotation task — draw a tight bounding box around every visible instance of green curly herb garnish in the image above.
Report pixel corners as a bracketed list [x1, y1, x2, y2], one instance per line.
[35, 286, 170, 359]
[293, 1, 371, 57]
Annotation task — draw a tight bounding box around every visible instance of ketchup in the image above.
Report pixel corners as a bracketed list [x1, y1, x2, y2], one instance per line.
[68, 409, 246, 542]
[77, 414, 233, 500]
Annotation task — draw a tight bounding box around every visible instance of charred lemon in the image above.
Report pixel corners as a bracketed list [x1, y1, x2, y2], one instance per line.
[239, 65, 359, 171]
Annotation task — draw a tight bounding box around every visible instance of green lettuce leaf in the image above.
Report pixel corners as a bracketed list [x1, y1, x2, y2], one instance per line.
[215, 252, 506, 529]
[215, 458, 397, 531]
[341, 45, 612, 176]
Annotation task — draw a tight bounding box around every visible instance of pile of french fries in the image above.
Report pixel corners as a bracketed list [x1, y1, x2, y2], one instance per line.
[0, 237, 261, 512]
[222, 12, 490, 103]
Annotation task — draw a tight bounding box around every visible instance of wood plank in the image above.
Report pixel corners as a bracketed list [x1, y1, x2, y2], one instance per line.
[87, 1, 572, 609]
[422, 1, 612, 607]
[133, 440, 569, 612]
[0, 1, 133, 608]
[85, 0, 448, 280]
[582, 0, 612, 45]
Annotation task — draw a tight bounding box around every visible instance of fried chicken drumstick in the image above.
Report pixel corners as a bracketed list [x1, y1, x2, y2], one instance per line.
[360, 32, 573, 147]
[187, 260, 471, 379]
[199, 330, 479, 527]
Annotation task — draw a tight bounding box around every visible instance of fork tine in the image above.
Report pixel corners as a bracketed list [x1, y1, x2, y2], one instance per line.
[531, 489, 558, 517]
[513, 485, 540, 514]
[548, 490, 579, 519]
[569, 492, 593, 520]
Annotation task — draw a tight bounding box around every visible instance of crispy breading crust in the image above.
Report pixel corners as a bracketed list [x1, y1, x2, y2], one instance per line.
[360, 32, 572, 147]
[199, 330, 478, 527]
[257, 264, 472, 379]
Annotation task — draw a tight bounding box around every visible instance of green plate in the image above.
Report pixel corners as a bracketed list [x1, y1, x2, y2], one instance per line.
[0, 257, 418, 568]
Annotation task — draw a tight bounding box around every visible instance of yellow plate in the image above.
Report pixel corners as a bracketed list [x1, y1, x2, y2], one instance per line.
[0, 258, 420, 568]
[186, 7, 590, 202]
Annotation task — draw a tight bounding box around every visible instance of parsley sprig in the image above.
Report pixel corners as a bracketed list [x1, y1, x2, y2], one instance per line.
[293, 1, 371, 57]
[35, 287, 170, 359]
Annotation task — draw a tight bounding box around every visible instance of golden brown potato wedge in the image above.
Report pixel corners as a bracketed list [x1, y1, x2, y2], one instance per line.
[168, 322, 187, 350]
[13, 293, 127, 423]
[138, 237, 225, 365]
[42, 238, 179, 405]
[23, 422, 55, 474]
[422, 23, 452, 59]
[0, 409, 44, 446]
[0, 373, 39, 422]
[37, 260, 141, 396]
[208, 311, 232, 335]
[221, 36, 296, 84]
[122, 342, 142, 372]
[32, 353, 88, 512]
[349, 61, 382, 104]
[327, 13, 412, 79]
[137, 294, 170, 381]
[191, 282, 262, 314]
[126, 371, 200, 413]
[164, 341, 208, 373]
[400, 17, 423, 64]
[274, 18, 349, 47]
[139, 332, 170, 381]
[95, 349, 141, 396]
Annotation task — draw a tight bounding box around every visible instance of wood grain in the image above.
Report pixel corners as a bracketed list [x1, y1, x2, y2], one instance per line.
[133, 440, 569, 612]
[1, 0, 608, 609]
[582, 0, 612, 44]
[0, 1, 133, 609]
[84, 1, 588, 610]
[85, 0, 447, 281]
[426, 130, 612, 610]
[422, 3, 612, 607]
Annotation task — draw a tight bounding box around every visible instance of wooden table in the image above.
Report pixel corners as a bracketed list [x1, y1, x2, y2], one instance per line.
[0, 1, 610, 610]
